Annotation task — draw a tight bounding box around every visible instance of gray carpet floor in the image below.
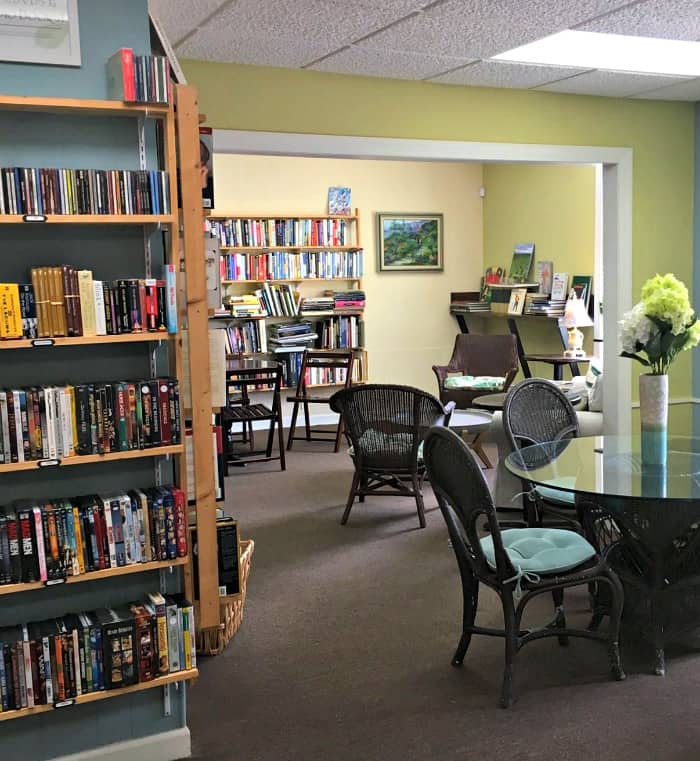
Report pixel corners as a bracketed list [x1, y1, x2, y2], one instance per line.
[188, 440, 700, 761]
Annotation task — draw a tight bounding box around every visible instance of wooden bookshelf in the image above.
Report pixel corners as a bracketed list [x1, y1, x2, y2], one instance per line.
[0, 444, 183, 473]
[0, 668, 199, 723]
[0, 333, 174, 349]
[0, 557, 189, 596]
[0, 214, 175, 225]
[0, 94, 171, 118]
[209, 212, 358, 220]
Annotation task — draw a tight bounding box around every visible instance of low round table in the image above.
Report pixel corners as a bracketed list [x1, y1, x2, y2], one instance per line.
[505, 434, 700, 675]
[449, 408, 493, 468]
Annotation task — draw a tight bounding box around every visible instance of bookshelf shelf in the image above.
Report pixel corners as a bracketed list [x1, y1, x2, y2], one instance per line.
[222, 277, 360, 284]
[0, 94, 171, 118]
[0, 214, 175, 225]
[219, 245, 361, 252]
[209, 213, 358, 221]
[0, 333, 174, 350]
[0, 557, 189, 597]
[0, 668, 199, 723]
[0, 444, 183, 473]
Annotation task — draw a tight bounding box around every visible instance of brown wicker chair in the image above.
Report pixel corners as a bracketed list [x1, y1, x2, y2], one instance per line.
[329, 384, 454, 528]
[432, 334, 519, 410]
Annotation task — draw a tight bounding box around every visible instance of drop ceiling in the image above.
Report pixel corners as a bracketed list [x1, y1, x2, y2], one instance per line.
[149, 0, 700, 100]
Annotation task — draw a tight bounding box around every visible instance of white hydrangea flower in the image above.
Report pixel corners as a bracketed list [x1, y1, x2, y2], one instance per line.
[619, 301, 655, 353]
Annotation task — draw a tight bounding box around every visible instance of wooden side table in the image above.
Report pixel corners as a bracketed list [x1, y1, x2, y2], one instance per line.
[523, 353, 591, 381]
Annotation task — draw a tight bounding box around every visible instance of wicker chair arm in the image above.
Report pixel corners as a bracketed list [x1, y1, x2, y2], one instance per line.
[432, 365, 450, 386]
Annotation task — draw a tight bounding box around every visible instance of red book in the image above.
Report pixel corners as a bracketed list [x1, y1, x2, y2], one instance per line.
[106, 48, 136, 102]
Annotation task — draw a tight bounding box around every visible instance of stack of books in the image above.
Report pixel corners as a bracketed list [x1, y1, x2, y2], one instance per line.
[300, 296, 335, 313]
[450, 301, 490, 313]
[0, 594, 195, 711]
[332, 290, 365, 310]
[0, 378, 181, 463]
[523, 293, 566, 317]
[107, 48, 171, 104]
[227, 295, 266, 318]
[267, 322, 317, 353]
[0, 485, 187, 584]
[0, 168, 170, 216]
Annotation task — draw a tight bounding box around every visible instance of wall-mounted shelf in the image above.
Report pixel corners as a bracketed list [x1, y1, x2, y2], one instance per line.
[0, 95, 171, 118]
[0, 214, 175, 225]
[0, 333, 174, 350]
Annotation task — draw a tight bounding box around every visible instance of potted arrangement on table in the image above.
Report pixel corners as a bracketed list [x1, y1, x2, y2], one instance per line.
[620, 273, 700, 465]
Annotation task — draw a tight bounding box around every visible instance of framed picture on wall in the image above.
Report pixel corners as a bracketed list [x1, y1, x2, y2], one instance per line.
[377, 213, 443, 272]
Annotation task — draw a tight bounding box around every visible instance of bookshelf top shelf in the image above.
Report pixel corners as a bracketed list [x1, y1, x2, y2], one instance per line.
[0, 94, 171, 118]
[209, 213, 358, 221]
[0, 214, 175, 226]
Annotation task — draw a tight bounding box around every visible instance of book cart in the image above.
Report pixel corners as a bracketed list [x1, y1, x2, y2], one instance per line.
[0, 85, 219, 742]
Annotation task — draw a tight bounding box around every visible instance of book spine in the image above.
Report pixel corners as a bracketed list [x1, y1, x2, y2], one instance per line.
[163, 265, 177, 334]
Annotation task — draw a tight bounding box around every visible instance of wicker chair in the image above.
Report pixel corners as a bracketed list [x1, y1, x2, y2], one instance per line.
[502, 378, 580, 528]
[432, 334, 519, 410]
[329, 384, 454, 528]
[423, 425, 625, 708]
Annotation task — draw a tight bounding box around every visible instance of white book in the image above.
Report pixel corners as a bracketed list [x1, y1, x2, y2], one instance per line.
[44, 387, 56, 458]
[120, 493, 135, 565]
[134, 489, 151, 562]
[32, 507, 47, 582]
[0, 391, 9, 464]
[11, 391, 24, 462]
[53, 387, 64, 457]
[60, 387, 72, 458]
[551, 272, 569, 302]
[93, 280, 107, 336]
[102, 495, 117, 569]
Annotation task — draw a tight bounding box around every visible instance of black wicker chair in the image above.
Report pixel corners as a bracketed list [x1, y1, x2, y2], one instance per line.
[502, 378, 580, 528]
[329, 384, 454, 528]
[423, 426, 625, 708]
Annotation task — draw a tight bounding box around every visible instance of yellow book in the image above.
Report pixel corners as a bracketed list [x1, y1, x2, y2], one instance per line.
[72, 505, 85, 575]
[77, 270, 96, 337]
[182, 608, 192, 670]
[0, 283, 22, 339]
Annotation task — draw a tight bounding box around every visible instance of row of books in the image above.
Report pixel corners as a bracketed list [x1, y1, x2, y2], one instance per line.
[107, 48, 171, 104]
[314, 316, 364, 350]
[449, 301, 490, 313]
[0, 267, 177, 340]
[253, 283, 301, 318]
[0, 168, 170, 216]
[0, 378, 181, 464]
[219, 251, 363, 281]
[209, 217, 351, 248]
[282, 351, 361, 389]
[0, 486, 187, 585]
[222, 321, 267, 355]
[268, 321, 317, 351]
[0, 594, 195, 712]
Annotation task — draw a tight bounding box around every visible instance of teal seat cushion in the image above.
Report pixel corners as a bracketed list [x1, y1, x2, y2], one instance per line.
[443, 374, 505, 391]
[535, 477, 577, 507]
[348, 430, 423, 461]
[480, 528, 596, 575]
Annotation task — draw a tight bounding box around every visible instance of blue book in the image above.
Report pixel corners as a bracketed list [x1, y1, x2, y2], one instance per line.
[163, 264, 177, 334]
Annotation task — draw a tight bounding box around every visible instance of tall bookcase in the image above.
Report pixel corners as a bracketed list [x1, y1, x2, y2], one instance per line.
[0, 93, 197, 739]
[208, 210, 367, 389]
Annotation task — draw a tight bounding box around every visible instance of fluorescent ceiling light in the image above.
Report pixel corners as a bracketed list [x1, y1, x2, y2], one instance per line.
[493, 30, 700, 77]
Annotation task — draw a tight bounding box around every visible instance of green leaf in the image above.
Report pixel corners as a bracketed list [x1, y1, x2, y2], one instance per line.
[645, 331, 663, 362]
[620, 351, 650, 367]
[647, 314, 672, 332]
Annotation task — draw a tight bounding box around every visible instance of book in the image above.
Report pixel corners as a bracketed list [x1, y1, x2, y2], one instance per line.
[328, 186, 351, 215]
[509, 243, 535, 282]
[571, 274, 593, 309]
[536, 260, 553, 296]
[163, 264, 177, 334]
[106, 48, 136, 102]
[0, 284, 22, 339]
[551, 272, 569, 302]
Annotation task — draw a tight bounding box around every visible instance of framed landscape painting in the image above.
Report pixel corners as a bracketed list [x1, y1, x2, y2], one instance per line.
[377, 213, 443, 272]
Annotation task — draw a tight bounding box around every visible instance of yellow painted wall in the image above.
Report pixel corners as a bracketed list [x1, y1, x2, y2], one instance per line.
[184, 60, 696, 399]
[213, 153, 483, 391]
[482, 164, 596, 374]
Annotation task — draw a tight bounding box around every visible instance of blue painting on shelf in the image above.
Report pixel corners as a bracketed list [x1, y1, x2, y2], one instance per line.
[328, 186, 351, 215]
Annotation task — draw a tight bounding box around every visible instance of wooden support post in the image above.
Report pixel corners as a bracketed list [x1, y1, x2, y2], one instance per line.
[175, 84, 219, 630]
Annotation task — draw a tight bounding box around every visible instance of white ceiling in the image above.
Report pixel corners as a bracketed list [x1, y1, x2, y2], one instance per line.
[149, 0, 700, 100]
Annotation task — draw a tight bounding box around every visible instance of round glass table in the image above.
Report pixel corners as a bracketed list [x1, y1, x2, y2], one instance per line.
[505, 435, 700, 675]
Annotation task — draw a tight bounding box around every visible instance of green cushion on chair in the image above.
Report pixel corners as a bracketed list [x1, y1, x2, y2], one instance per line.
[347, 430, 424, 461]
[535, 477, 577, 506]
[480, 528, 596, 575]
[443, 375, 506, 391]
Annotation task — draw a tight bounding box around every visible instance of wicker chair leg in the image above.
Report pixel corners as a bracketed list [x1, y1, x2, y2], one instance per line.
[413, 473, 426, 529]
[552, 588, 568, 646]
[341, 471, 361, 525]
[333, 416, 344, 454]
[286, 401, 299, 451]
[453, 576, 479, 666]
[359, 474, 367, 503]
[500, 592, 518, 708]
[604, 569, 626, 681]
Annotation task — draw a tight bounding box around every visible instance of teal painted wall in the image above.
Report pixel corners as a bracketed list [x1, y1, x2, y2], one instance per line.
[0, 2, 187, 759]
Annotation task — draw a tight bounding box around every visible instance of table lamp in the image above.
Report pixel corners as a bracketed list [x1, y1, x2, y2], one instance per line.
[559, 294, 593, 357]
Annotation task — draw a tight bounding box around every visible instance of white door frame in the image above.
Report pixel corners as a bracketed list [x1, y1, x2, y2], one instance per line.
[214, 130, 633, 435]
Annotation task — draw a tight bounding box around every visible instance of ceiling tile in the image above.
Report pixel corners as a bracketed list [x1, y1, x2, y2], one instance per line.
[430, 60, 590, 88]
[632, 77, 700, 100]
[578, 0, 700, 40]
[310, 42, 472, 80]
[536, 69, 688, 97]
[148, 0, 224, 46]
[364, 0, 632, 60]
[177, 0, 426, 67]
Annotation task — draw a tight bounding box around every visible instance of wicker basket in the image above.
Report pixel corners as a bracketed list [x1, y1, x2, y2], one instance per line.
[196, 538, 255, 656]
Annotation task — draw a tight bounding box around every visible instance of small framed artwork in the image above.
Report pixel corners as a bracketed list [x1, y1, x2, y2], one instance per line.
[507, 288, 527, 316]
[377, 213, 443, 272]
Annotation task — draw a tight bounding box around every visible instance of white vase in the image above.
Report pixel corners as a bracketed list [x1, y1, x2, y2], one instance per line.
[639, 373, 668, 467]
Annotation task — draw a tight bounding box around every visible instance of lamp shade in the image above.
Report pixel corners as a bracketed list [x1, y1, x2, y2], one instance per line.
[560, 295, 594, 328]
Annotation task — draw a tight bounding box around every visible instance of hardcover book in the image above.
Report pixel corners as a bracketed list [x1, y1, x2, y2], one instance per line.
[328, 186, 351, 216]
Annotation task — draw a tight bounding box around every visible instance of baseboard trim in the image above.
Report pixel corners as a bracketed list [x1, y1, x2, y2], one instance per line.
[48, 727, 191, 761]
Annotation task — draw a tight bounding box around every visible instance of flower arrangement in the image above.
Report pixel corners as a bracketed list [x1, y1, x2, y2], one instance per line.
[619, 273, 700, 375]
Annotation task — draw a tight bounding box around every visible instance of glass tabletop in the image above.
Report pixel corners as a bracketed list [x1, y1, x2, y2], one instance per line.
[504, 435, 700, 501]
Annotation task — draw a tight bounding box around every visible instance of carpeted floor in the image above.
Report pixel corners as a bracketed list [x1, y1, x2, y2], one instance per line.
[188, 440, 700, 761]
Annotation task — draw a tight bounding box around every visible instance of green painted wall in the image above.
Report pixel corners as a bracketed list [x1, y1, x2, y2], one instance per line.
[183, 60, 696, 399]
[482, 164, 596, 374]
